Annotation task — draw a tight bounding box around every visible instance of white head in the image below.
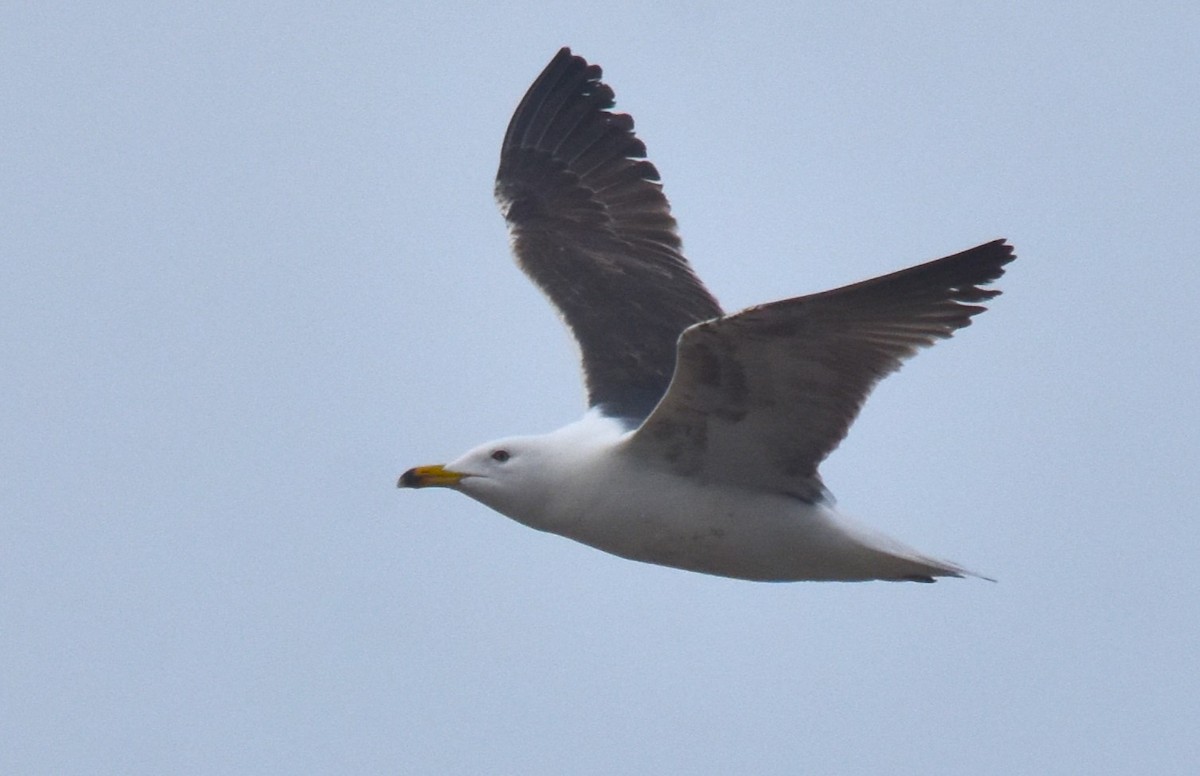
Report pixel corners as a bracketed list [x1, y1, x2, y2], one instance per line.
[397, 434, 561, 525]
[398, 412, 629, 529]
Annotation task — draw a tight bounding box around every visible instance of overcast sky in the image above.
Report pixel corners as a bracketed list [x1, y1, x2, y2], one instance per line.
[3, 2, 1198, 774]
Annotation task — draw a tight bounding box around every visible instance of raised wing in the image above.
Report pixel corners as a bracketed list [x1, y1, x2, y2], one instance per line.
[626, 240, 1015, 501]
[495, 48, 722, 421]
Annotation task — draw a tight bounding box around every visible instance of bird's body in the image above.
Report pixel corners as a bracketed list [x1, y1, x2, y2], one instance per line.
[398, 48, 1014, 583]
[434, 412, 965, 582]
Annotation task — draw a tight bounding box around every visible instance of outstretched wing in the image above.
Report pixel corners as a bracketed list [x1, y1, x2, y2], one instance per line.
[495, 48, 722, 421]
[626, 240, 1016, 501]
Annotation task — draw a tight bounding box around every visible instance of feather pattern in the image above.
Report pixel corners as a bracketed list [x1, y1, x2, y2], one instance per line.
[496, 48, 722, 420]
[627, 240, 1015, 501]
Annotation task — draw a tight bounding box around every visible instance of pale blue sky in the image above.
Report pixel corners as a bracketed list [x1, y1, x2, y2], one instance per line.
[3, 2, 1198, 774]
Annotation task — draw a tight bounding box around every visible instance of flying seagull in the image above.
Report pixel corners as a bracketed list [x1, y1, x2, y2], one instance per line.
[398, 48, 1014, 582]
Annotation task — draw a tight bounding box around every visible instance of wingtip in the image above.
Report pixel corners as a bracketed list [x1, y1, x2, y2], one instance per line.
[989, 238, 1018, 269]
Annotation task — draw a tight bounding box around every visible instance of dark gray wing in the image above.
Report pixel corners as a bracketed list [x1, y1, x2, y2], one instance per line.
[495, 48, 722, 421]
[626, 240, 1015, 501]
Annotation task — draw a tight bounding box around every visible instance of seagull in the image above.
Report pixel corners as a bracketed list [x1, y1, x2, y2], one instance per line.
[398, 48, 1014, 582]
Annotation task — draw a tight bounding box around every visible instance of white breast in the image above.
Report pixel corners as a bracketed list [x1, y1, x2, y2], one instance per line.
[526, 435, 965, 582]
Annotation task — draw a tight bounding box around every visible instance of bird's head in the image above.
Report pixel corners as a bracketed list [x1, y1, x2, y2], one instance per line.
[398, 435, 556, 523]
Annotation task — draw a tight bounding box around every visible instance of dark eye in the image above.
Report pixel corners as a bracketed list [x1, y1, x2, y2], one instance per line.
[490, 449, 510, 462]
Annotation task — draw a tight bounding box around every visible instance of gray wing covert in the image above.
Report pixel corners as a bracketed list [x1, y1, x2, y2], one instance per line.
[628, 240, 1016, 500]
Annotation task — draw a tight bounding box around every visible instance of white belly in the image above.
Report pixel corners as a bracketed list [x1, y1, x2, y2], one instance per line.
[524, 460, 965, 582]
